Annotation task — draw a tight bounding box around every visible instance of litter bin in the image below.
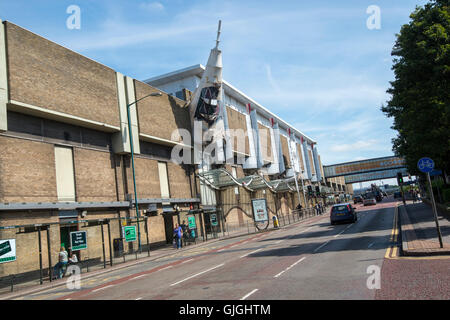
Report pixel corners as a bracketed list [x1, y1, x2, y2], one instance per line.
[113, 238, 123, 258]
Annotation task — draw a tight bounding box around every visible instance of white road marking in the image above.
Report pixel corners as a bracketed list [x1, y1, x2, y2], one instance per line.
[135, 297, 143, 300]
[217, 248, 226, 252]
[274, 257, 306, 278]
[275, 240, 284, 244]
[158, 265, 173, 272]
[170, 263, 225, 286]
[240, 289, 259, 300]
[91, 285, 114, 293]
[333, 228, 348, 238]
[130, 274, 147, 280]
[180, 258, 194, 264]
[240, 248, 263, 258]
[314, 240, 330, 252]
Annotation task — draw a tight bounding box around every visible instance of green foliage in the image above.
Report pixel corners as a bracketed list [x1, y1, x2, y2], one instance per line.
[442, 187, 450, 203]
[381, 0, 450, 176]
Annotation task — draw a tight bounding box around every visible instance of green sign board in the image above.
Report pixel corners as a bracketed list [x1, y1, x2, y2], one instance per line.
[0, 239, 16, 264]
[188, 216, 196, 229]
[70, 231, 87, 251]
[123, 226, 137, 242]
[210, 214, 218, 226]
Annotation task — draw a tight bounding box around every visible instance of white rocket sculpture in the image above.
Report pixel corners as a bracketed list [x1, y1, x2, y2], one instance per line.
[189, 20, 231, 164]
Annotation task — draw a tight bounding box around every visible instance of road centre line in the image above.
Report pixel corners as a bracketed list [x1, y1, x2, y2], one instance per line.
[180, 258, 194, 264]
[333, 224, 352, 238]
[240, 289, 259, 300]
[314, 240, 330, 252]
[274, 257, 307, 278]
[170, 263, 225, 286]
[240, 248, 263, 258]
[130, 274, 147, 280]
[91, 284, 114, 293]
[158, 265, 173, 271]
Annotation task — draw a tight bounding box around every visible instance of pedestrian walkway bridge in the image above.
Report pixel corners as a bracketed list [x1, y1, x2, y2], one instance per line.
[323, 156, 408, 184]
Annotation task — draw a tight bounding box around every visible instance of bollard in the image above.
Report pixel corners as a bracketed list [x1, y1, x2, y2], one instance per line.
[10, 274, 14, 292]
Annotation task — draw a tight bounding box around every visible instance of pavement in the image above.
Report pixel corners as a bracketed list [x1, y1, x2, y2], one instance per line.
[0, 207, 328, 300]
[399, 200, 450, 256]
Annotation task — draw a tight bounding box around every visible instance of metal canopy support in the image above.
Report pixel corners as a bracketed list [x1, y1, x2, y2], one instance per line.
[196, 168, 304, 193]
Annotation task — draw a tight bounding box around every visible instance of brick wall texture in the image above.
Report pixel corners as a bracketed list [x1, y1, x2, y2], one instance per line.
[5, 22, 120, 127]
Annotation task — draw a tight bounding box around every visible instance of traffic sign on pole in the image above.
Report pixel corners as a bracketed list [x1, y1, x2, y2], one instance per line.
[417, 157, 443, 248]
[417, 157, 434, 173]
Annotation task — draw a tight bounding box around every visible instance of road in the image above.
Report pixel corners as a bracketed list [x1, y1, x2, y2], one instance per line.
[11, 197, 449, 300]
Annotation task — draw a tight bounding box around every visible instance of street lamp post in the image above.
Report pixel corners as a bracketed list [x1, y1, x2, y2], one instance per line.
[126, 91, 162, 252]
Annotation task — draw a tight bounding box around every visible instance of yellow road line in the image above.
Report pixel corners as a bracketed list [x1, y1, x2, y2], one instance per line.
[385, 205, 398, 259]
[385, 203, 450, 260]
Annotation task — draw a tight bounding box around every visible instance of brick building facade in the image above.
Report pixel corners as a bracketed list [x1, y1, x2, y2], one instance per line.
[0, 20, 349, 280]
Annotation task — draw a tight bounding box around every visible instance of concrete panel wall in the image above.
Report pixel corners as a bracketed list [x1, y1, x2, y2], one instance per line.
[5, 22, 120, 127]
[0, 21, 8, 132]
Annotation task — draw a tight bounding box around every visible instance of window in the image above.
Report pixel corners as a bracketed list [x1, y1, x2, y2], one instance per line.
[158, 162, 170, 198]
[175, 90, 184, 100]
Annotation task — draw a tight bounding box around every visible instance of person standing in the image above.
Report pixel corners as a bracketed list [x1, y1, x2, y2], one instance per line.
[54, 246, 68, 279]
[173, 224, 183, 249]
[180, 220, 188, 248]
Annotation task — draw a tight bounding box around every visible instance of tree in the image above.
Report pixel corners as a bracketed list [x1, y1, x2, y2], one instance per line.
[382, 0, 450, 176]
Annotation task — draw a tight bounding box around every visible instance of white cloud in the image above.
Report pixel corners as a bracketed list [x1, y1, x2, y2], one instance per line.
[330, 139, 379, 152]
[140, 2, 165, 12]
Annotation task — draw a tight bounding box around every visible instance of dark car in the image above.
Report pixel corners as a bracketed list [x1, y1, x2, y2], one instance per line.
[353, 196, 363, 204]
[394, 191, 402, 199]
[330, 203, 357, 225]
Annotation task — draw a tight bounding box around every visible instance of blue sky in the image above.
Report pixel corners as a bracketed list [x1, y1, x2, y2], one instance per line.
[0, 0, 428, 187]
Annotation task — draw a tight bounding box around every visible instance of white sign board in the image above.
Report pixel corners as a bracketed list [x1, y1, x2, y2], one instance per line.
[0, 239, 16, 264]
[252, 199, 269, 222]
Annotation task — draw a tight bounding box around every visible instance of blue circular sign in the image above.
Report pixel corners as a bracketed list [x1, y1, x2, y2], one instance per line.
[417, 157, 434, 173]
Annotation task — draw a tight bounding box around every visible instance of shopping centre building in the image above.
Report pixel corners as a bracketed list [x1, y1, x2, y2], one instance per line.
[0, 20, 351, 280]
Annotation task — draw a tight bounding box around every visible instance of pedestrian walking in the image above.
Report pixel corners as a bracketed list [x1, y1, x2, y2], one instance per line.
[53, 246, 68, 279]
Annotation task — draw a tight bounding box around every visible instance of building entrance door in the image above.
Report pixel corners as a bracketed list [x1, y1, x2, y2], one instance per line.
[59, 225, 78, 253]
[163, 213, 174, 244]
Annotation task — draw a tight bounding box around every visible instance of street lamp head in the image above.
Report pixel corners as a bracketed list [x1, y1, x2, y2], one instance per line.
[150, 92, 162, 97]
